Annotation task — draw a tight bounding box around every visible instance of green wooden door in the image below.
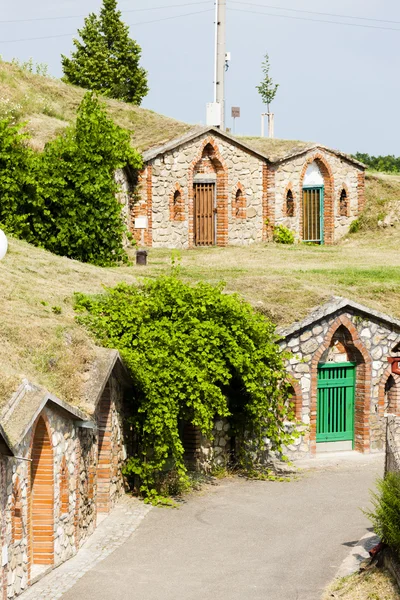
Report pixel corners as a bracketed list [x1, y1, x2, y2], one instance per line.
[317, 363, 355, 443]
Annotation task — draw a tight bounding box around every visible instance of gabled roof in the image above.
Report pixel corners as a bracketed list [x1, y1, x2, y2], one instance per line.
[142, 126, 365, 169]
[0, 380, 90, 451]
[278, 297, 400, 340]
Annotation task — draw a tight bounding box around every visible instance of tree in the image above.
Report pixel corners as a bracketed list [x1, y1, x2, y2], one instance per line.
[61, 0, 149, 105]
[35, 92, 142, 265]
[75, 275, 293, 502]
[256, 53, 279, 113]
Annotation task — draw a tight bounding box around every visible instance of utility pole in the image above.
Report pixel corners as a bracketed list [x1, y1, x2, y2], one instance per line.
[214, 0, 226, 130]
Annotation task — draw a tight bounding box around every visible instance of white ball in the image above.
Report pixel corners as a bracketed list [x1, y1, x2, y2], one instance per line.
[0, 229, 8, 261]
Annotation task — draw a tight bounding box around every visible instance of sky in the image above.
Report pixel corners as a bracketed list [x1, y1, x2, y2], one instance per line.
[0, 0, 399, 155]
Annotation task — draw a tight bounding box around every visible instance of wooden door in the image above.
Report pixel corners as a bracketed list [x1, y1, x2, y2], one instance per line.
[317, 363, 355, 443]
[303, 187, 324, 243]
[194, 183, 215, 246]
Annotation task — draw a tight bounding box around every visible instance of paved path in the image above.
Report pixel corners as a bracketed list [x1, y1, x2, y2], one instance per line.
[57, 453, 383, 600]
[18, 496, 151, 600]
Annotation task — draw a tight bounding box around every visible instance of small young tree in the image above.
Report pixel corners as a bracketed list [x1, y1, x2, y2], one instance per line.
[61, 0, 149, 105]
[256, 53, 279, 137]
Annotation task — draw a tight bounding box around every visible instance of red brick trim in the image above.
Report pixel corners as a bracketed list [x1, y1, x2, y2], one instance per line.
[74, 433, 81, 550]
[309, 314, 372, 454]
[284, 183, 296, 217]
[357, 172, 366, 213]
[338, 183, 350, 218]
[299, 153, 335, 244]
[262, 164, 275, 240]
[232, 182, 246, 219]
[60, 457, 68, 516]
[378, 366, 400, 417]
[131, 166, 153, 247]
[11, 477, 23, 544]
[188, 138, 228, 248]
[29, 412, 54, 569]
[169, 183, 185, 221]
[287, 377, 303, 421]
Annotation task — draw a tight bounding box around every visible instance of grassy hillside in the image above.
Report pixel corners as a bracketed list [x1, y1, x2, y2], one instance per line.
[0, 60, 192, 152]
[1, 60, 400, 411]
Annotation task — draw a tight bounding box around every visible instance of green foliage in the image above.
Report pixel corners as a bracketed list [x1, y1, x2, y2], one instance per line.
[349, 218, 361, 234]
[0, 120, 39, 240]
[0, 92, 142, 266]
[366, 473, 400, 556]
[354, 153, 400, 174]
[256, 53, 279, 111]
[10, 57, 49, 77]
[62, 0, 148, 105]
[75, 275, 293, 502]
[273, 225, 295, 244]
[35, 92, 142, 265]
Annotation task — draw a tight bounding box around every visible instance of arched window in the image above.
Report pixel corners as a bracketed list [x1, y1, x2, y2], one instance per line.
[235, 189, 243, 217]
[339, 189, 348, 217]
[286, 189, 294, 217]
[385, 376, 399, 414]
[60, 458, 69, 515]
[170, 187, 185, 221]
[233, 185, 246, 219]
[12, 482, 23, 543]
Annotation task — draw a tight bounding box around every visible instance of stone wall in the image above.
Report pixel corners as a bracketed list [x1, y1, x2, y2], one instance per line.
[0, 372, 128, 599]
[132, 134, 266, 249]
[273, 149, 364, 242]
[279, 306, 400, 460]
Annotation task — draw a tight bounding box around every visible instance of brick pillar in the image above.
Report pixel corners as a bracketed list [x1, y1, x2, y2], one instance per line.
[96, 386, 112, 514]
[357, 171, 366, 213]
[262, 164, 275, 241]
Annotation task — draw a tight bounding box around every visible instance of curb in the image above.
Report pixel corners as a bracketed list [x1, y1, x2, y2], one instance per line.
[335, 530, 379, 579]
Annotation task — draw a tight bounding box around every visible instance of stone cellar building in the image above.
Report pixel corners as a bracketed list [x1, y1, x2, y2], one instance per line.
[129, 126, 366, 248]
[0, 350, 130, 599]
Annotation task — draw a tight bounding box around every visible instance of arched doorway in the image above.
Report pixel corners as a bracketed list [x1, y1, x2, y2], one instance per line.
[314, 323, 370, 452]
[31, 416, 54, 567]
[191, 141, 227, 247]
[302, 162, 324, 243]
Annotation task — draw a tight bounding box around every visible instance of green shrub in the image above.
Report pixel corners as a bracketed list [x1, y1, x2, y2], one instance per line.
[366, 473, 400, 555]
[0, 92, 142, 266]
[349, 218, 360, 234]
[273, 225, 295, 244]
[75, 274, 294, 502]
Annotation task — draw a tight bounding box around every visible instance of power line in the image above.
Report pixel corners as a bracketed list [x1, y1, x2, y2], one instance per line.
[0, 9, 214, 44]
[230, 1, 400, 26]
[0, 1, 211, 25]
[228, 7, 400, 32]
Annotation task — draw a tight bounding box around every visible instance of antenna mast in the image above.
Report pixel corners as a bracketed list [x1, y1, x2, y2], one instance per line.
[214, 0, 226, 130]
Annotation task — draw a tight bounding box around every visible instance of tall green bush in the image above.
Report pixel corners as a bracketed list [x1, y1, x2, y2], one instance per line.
[0, 119, 39, 240]
[367, 473, 400, 555]
[35, 92, 142, 265]
[0, 92, 142, 266]
[75, 274, 293, 502]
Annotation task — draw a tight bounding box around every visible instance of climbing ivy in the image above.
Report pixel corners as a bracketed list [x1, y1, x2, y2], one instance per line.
[75, 274, 294, 502]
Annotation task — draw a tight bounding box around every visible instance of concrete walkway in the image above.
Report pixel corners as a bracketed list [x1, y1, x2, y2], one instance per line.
[18, 496, 151, 600]
[56, 453, 383, 600]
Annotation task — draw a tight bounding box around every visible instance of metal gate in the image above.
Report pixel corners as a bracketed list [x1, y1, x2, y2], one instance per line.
[303, 187, 324, 243]
[317, 363, 355, 443]
[194, 183, 215, 246]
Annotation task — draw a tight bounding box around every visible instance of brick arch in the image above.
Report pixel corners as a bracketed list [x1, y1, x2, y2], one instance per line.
[11, 477, 23, 544]
[188, 137, 228, 247]
[232, 182, 246, 219]
[169, 183, 185, 222]
[287, 377, 303, 421]
[299, 153, 335, 244]
[284, 183, 296, 217]
[30, 413, 54, 568]
[60, 457, 69, 515]
[339, 183, 350, 218]
[309, 314, 372, 453]
[96, 383, 113, 513]
[378, 366, 400, 417]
